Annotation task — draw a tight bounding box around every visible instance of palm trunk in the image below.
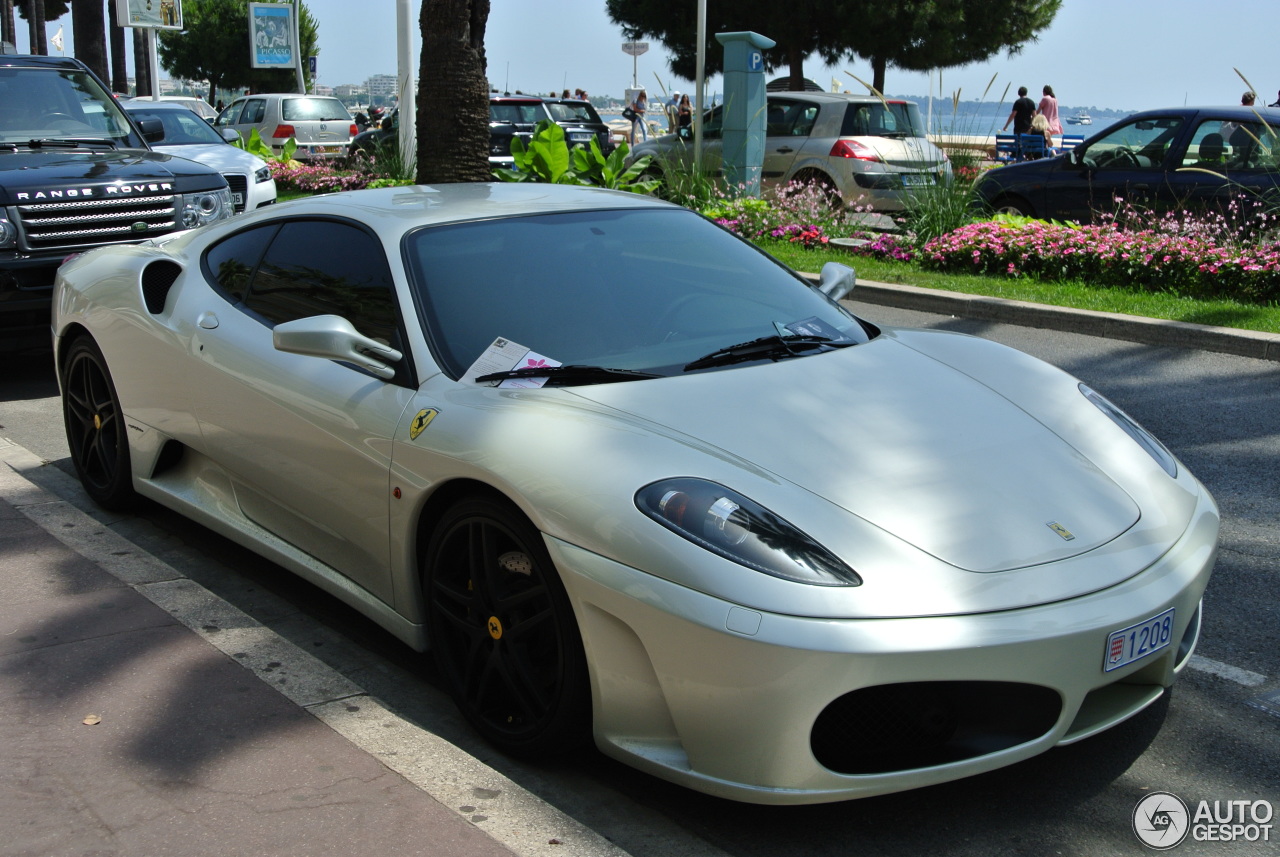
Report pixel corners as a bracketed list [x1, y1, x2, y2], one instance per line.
[31, 0, 47, 54]
[132, 27, 150, 95]
[417, 0, 491, 183]
[108, 0, 127, 93]
[72, 0, 108, 81]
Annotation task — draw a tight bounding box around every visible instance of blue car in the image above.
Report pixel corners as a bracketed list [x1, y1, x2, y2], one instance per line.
[974, 106, 1280, 222]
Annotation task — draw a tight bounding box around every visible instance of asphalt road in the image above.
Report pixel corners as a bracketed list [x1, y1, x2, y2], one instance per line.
[2, 302, 1277, 857]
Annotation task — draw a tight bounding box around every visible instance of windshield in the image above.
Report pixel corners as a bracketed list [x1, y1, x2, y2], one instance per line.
[280, 97, 351, 122]
[0, 66, 135, 143]
[125, 106, 227, 146]
[405, 208, 870, 380]
[840, 101, 926, 138]
[546, 101, 602, 123]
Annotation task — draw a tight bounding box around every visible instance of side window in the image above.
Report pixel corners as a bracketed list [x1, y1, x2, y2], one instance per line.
[702, 105, 723, 139]
[243, 220, 398, 344]
[217, 101, 243, 126]
[1081, 117, 1182, 170]
[1181, 120, 1230, 169]
[791, 105, 819, 137]
[243, 99, 267, 125]
[203, 224, 279, 303]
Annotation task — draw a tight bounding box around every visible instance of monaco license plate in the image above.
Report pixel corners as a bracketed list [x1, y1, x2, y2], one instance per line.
[1104, 607, 1175, 671]
[901, 173, 932, 187]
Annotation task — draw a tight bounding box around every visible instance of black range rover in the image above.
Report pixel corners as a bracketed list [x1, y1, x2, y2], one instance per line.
[0, 54, 234, 351]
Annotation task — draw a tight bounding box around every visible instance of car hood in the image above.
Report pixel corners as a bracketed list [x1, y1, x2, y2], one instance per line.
[150, 143, 268, 175]
[570, 335, 1140, 574]
[0, 148, 226, 202]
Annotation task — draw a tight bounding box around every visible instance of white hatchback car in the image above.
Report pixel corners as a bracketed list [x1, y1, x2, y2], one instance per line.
[124, 101, 276, 213]
[214, 93, 355, 161]
[629, 92, 951, 210]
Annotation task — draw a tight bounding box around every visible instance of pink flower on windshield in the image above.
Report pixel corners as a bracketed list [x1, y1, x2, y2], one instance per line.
[523, 358, 550, 369]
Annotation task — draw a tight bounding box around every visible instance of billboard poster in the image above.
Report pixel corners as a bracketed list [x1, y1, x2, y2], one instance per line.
[114, 0, 183, 30]
[249, 3, 296, 69]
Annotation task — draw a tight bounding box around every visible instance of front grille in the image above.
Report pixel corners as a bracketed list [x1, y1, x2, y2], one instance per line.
[14, 194, 179, 252]
[224, 174, 248, 213]
[811, 681, 1061, 774]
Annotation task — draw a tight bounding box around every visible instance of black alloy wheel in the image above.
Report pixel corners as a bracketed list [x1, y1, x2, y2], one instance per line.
[62, 337, 137, 510]
[424, 496, 590, 758]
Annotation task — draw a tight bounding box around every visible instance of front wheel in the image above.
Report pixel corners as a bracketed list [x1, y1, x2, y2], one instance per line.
[992, 196, 1035, 217]
[423, 495, 590, 758]
[61, 337, 137, 510]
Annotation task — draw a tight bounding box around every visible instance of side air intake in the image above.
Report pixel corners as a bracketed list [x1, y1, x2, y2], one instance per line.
[141, 261, 183, 314]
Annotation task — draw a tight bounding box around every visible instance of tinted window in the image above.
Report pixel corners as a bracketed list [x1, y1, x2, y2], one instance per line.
[545, 101, 601, 123]
[242, 99, 267, 124]
[405, 208, 867, 379]
[127, 107, 225, 145]
[216, 100, 244, 126]
[204, 224, 279, 303]
[766, 98, 819, 137]
[243, 220, 397, 344]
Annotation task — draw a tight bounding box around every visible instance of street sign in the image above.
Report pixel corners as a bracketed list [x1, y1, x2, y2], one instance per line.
[622, 41, 649, 56]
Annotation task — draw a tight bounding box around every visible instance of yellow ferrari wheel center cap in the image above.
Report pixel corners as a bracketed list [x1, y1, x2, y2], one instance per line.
[487, 616, 503, 640]
[93, 414, 102, 430]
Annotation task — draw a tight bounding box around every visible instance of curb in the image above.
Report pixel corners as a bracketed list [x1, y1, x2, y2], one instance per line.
[803, 273, 1280, 363]
[0, 437, 631, 857]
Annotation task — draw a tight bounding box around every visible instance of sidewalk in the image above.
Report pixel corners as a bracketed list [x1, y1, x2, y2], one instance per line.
[0, 443, 627, 857]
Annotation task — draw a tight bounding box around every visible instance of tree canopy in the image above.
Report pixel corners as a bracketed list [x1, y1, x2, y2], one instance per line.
[158, 0, 318, 96]
[606, 0, 1061, 94]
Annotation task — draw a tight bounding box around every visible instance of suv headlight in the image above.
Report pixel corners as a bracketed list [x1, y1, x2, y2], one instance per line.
[1080, 384, 1178, 477]
[636, 478, 862, 586]
[0, 215, 15, 249]
[177, 188, 234, 228]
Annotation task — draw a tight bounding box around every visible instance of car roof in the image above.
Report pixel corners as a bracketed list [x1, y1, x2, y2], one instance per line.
[491, 95, 544, 104]
[121, 101, 201, 111]
[248, 183, 673, 229]
[765, 91, 918, 106]
[0, 54, 89, 71]
[1126, 105, 1280, 120]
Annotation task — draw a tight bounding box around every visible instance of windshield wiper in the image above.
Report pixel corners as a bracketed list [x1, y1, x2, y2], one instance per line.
[25, 137, 118, 149]
[475, 364, 661, 386]
[683, 334, 843, 372]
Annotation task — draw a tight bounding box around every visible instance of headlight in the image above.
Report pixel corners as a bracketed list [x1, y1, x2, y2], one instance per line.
[0, 215, 14, 249]
[254, 166, 272, 184]
[178, 188, 234, 228]
[636, 478, 862, 586]
[1080, 384, 1177, 477]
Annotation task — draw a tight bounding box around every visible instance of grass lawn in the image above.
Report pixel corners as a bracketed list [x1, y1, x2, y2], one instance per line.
[761, 241, 1280, 335]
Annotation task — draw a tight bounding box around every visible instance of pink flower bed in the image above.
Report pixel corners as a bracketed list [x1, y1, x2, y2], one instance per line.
[920, 219, 1280, 302]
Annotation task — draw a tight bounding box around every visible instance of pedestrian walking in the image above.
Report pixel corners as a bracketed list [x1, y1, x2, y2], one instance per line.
[1002, 86, 1037, 135]
[1036, 85, 1062, 136]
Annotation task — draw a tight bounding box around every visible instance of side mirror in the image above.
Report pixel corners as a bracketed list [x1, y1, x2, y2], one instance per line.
[273, 315, 402, 380]
[817, 262, 856, 301]
[219, 127, 239, 143]
[137, 117, 165, 143]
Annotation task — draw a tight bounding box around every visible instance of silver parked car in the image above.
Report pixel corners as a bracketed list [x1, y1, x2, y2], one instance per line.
[53, 183, 1216, 805]
[629, 92, 951, 210]
[122, 101, 277, 214]
[215, 93, 356, 161]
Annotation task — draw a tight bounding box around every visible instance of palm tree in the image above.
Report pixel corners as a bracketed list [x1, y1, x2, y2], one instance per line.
[72, 0, 108, 80]
[417, 0, 491, 183]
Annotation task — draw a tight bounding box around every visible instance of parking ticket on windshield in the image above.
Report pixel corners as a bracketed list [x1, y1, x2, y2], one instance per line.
[461, 337, 562, 388]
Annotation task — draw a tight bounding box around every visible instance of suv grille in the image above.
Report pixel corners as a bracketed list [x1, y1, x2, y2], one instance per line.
[224, 174, 248, 213]
[13, 194, 179, 252]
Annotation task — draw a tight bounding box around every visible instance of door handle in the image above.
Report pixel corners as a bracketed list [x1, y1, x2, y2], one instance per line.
[775, 146, 793, 153]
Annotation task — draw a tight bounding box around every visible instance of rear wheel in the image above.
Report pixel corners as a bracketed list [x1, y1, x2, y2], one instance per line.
[423, 495, 590, 758]
[795, 171, 842, 210]
[61, 337, 137, 510]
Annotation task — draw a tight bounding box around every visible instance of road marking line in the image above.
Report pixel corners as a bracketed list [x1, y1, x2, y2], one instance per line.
[1188, 654, 1267, 687]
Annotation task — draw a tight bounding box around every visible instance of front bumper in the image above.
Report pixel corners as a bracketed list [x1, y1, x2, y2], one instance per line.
[549, 485, 1218, 805]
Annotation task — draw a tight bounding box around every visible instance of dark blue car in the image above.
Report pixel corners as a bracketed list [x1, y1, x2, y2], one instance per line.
[974, 106, 1280, 221]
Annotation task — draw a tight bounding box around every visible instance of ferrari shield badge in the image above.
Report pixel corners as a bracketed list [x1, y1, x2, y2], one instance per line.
[1046, 521, 1076, 541]
[409, 408, 439, 440]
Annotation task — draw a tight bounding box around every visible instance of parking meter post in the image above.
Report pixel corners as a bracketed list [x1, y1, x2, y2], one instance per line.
[715, 31, 775, 199]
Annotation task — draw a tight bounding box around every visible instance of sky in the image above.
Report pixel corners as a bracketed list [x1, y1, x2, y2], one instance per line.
[8, 0, 1279, 112]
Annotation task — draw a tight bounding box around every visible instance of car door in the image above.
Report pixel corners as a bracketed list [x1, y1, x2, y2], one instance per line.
[1043, 115, 1186, 221]
[190, 218, 417, 602]
[1164, 117, 1280, 215]
[761, 97, 816, 187]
